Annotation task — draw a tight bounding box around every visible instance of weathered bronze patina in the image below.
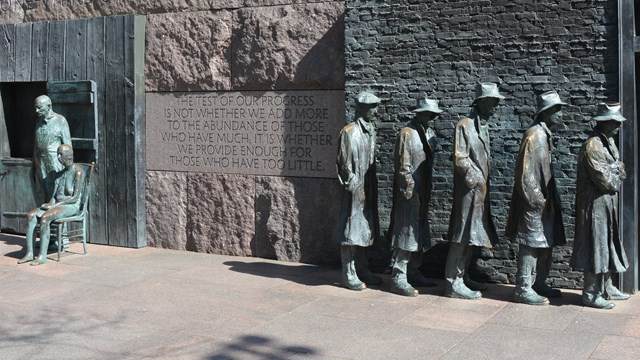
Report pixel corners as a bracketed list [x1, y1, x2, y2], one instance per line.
[33, 95, 71, 200]
[445, 82, 503, 300]
[571, 102, 629, 310]
[388, 97, 441, 297]
[19, 144, 84, 266]
[335, 91, 383, 290]
[507, 90, 567, 305]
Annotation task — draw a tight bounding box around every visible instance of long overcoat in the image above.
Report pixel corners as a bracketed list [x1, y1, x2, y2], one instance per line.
[571, 130, 628, 274]
[389, 121, 436, 252]
[335, 118, 380, 247]
[33, 112, 71, 199]
[447, 116, 497, 247]
[505, 122, 566, 248]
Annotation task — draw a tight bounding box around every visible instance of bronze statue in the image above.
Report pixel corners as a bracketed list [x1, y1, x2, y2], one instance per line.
[445, 82, 503, 299]
[507, 90, 567, 305]
[33, 95, 72, 200]
[19, 144, 83, 266]
[388, 97, 441, 296]
[335, 91, 383, 290]
[571, 102, 629, 309]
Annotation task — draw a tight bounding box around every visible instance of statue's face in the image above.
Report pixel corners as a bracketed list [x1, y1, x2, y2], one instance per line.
[415, 111, 437, 129]
[598, 120, 622, 137]
[542, 105, 563, 127]
[57, 148, 74, 168]
[35, 100, 51, 119]
[361, 105, 378, 122]
[475, 98, 499, 119]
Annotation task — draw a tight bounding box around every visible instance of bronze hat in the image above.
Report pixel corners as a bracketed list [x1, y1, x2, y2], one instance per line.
[593, 102, 626, 122]
[413, 97, 443, 113]
[535, 90, 567, 115]
[473, 82, 505, 104]
[355, 92, 381, 105]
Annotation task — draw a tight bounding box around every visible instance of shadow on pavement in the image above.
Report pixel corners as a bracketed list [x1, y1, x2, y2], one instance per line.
[207, 335, 317, 360]
[224, 260, 344, 287]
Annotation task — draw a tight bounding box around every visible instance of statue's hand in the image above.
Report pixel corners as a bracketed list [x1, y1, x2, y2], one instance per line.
[617, 162, 627, 180]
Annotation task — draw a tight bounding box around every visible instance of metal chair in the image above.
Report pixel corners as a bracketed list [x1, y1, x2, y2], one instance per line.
[52, 163, 94, 261]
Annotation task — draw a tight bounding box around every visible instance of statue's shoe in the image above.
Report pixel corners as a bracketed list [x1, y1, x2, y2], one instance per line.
[358, 272, 383, 286]
[342, 280, 366, 291]
[583, 296, 615, 309]
[532, 284, 562, 298]
[390, 282, 418, 297]
[513, 290, 549, 305]
[605, 287, 630, 301]
[408, 274, 437, 288]
[445, 283, 482, 300]
[464, 276, 489, 291]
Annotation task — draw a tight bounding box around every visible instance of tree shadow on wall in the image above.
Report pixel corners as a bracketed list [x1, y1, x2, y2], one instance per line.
[293, 10, 345, 90]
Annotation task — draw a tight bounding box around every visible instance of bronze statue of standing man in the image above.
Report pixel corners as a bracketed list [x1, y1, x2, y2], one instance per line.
[445, 83, 503, 299]
[571, 102, 629, 309]
[507, 91, 567, 305]
[33, 95, 71, 200]
[335, 91, 383, 291]
[389, 97, 442, 296]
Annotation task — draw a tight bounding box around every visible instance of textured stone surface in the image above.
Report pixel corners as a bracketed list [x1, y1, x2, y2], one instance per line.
[13, 0, 241, 23]
[255, 176, 341, 264]
[187, 173, 255, 256]
[146, 10, 231, 91]
[346, 0, 619, 288]
[232, 2, 344, 90]
[145, 171, 188, 250]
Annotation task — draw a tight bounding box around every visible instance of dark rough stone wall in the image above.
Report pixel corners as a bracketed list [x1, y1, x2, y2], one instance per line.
[345, 0, 619, 288]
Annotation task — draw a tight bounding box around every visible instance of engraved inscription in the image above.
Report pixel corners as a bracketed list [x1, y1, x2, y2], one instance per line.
[146, 91, 344, 178]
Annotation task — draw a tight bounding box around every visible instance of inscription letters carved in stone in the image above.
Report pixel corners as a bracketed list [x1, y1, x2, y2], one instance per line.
[146, 91, 344, 178]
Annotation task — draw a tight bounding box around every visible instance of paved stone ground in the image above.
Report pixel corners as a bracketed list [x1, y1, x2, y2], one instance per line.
[1, 233, 639, 360]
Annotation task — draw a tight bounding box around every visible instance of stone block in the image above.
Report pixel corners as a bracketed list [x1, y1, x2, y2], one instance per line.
[187, 173, 255, 256]
[145, 171, 188, 250]
[231, 2, 345, 90]
[255, 176, 341, 264]
[146, 10, 231, 91]
[19, 0, 242, 22]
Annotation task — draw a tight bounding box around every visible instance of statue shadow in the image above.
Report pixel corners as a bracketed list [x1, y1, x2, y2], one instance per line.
[206, 335, 317, 360]
[0, 232, 26, 259]
[478, 283, 583, 307]
[224, 260, 344, 288]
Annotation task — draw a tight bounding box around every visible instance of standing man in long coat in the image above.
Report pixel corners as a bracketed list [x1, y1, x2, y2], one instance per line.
[33, 95, 71, 201]
[335, 92, 383, 291]
[571, 102, 629, 309]
[445, 82, 504, 299]
[507, 91, 567, 305]
[389, 97, 442, 296]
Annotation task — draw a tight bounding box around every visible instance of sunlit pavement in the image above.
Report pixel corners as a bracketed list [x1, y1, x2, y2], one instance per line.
[2, 233, 639, 360]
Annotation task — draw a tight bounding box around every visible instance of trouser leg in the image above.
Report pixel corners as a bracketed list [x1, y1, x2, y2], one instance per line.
[531, 247, 561, 297]
[341, 245, 364, 290]
[513, 245, 548, 305]
[444, 243, 480, 299]
[390, 249, 417, 296]
[391, 249, 410, 285]
[355, 246, 381, 285]
[583, 272, 614, 309]
[515, 244, 536, 295]
[604, 272, 630, 300]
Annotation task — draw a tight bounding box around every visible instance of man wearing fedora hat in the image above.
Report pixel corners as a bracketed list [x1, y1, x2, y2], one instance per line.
[335, 91, 383, 291]
[445, 82, 504, 299]
[388, 97, 442, 296]
[571, 102, 629, 309]
[506, 90, 567, 305]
